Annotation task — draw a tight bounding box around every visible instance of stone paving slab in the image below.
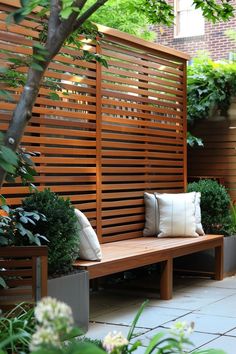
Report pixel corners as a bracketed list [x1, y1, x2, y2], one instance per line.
[86, 322, 148, 341]
[198, 335, 236, 354]
[133, 327, 219, 349]
[88, 275, 236, 353]
[164, 313, 236, 335]
[197, 293, 236, 317]
[91, 303, 190, 329]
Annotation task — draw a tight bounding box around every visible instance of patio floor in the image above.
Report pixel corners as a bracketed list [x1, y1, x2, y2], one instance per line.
[87, 274, 236, 353]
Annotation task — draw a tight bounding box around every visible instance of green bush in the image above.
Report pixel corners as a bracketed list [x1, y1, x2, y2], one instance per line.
[187, 55, 236, 125]
[22, 189, 79, 275]
[187, 179, 231, 235]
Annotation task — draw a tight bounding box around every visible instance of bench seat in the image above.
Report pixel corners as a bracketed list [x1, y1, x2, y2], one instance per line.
[74, 234, 224, 300]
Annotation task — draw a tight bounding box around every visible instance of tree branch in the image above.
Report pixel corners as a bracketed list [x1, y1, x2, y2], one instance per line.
[74, 0, 108, 29]
[47, 0, 61, 43]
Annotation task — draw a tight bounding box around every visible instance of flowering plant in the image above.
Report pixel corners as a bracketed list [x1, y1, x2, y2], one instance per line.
[0, 298, 227, 354]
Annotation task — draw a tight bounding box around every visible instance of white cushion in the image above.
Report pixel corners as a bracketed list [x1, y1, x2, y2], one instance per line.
[195, 192, 205, 235]
[74, 209, 102, 261]
[156, 193, 199, 238]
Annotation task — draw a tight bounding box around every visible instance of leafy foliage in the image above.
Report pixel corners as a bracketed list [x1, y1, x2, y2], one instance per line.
[187, 55, 236, 125]
[0, 303, 35, 354]
[192, 0, 234, 23]
[0, 204, 47, 246]
[22, 189, 80, 275]
[0, 133, 18, 175]
[90, 0, 157, 41]
[5, 147, 38, 188]
[188, 179, 232, 235]
[187, 131, 203, 147]
[0, 132, 38, 187]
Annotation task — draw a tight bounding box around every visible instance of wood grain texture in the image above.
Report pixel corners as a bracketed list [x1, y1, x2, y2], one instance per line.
[0, 246, 48, 310]
[74, 235, 224, 298]
[188, 120, 236, 201]
[0, 0, 187, 243]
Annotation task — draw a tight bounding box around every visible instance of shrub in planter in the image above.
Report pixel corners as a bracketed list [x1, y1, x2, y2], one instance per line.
[188, 179, 231, 235]
[22, 189, 79, 275]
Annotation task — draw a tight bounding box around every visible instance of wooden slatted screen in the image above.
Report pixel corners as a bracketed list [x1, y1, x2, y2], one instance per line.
[188, 119, 236, 201]
[0, 1, 189, 243]
[0, 246, 48, 311]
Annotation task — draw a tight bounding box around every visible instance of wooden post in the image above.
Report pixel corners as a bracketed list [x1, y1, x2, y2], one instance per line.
[41, 254, 48, 298]
[182, 60, 188, 192]
[160, 258, 173, 300]
[96, 41, 103, 243]
[214, 242, 224, 280]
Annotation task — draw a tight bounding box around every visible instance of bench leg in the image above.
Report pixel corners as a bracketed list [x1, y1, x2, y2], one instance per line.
[160, 258, 173, 300]
[214, 244, 224, 280]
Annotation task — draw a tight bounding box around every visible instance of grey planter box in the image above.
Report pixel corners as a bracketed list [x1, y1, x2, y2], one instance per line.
[48, 270, 89, 332]
[174, 235, 236, 277]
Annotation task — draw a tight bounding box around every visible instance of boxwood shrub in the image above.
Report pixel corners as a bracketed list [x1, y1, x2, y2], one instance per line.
[22, 189, 79, 275]
[188, 179, 231, 235]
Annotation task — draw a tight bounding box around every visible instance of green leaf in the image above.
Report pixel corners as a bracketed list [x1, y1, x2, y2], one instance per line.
[0, 276, 7, 288]
[0, 236, 9, 246]
[1, 146, 18, 166]
[127, 300, 149, 341]
[61, 326, 84, 341]
[0, 90, 13, 101]
[20, 0, 30, 7]
[19, 215, 28, 223]
[31, 62, 44, 71]
[32, 54, 46, 61]
[60, 7, 73, 19]
[1, 204, 10, 213]
[0, 194, 6, 205]
[13, 11, 26, 24]
[144, 332, 166, 354]
[49, 92, 60, 100]
[0, 159, 16, 173]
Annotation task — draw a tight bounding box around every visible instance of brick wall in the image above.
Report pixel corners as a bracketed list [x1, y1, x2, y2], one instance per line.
[154, 0, 236, 61]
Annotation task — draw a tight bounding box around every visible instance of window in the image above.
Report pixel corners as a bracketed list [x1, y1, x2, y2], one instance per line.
[175, 0, 204, 38]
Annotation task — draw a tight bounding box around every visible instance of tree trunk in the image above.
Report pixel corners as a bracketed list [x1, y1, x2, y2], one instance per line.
[0, 63, 48, 187]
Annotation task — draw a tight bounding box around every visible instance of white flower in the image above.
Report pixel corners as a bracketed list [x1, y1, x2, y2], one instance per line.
[103, 331, 129, 353]
[34, 297, 73, 331]
[170, 321, 195, 337]
[29, 326, 60, 351]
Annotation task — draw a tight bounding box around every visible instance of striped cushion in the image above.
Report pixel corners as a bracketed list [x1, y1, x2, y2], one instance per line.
[156, 193, 199, 238]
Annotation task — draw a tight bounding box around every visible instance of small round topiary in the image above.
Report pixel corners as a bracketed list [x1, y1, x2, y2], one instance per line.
[187, 179, 231, 235]
[22, 189, 79, 275]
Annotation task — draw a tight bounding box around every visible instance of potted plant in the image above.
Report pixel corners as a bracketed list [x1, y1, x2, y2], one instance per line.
[22, 189, 89, 331]
[175, 179, 236, 276]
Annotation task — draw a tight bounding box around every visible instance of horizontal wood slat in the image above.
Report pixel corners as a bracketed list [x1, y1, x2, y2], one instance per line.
[188, 120, 236, 200]
[0, 246, 48, 311]
[0, 0, 187, 242]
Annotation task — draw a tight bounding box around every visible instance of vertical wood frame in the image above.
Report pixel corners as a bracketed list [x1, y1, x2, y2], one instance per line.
[182, 61, 188, 191]
[96, 42, 102, 242]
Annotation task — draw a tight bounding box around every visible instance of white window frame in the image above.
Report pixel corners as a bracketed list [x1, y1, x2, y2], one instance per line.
[174, 0, 205, 38]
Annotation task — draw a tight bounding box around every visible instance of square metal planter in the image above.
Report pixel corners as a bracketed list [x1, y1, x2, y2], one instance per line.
[48, 270, 89, 332]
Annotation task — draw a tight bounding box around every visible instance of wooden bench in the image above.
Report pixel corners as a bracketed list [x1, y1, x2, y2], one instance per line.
[74, 234, 224, 300]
